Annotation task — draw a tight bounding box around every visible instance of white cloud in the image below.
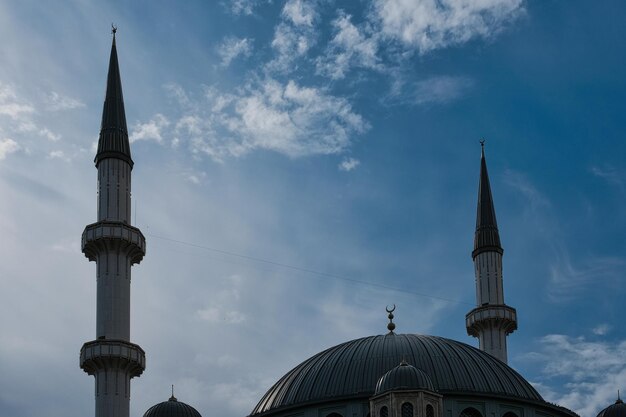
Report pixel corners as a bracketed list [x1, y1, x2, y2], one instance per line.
[130, 114, 170, 143]
[0, 83, 34, 120]
[339, 157, 360, 171]
[162, 79, 368, 161]
[317, 13, 380, 80]
[282, 0, 316, 27]
[218, 37, 254, 67]
[267, 0, 318, 72]
[45, 92, 85, 111]
[412, 75, 474, 105]
[39, 128, 61, 142]
[47, 150, 70, 162]
[592, 324, 611, 336]
[372, 0, 525, 54]
[524, 334, 626, 417]
[0, 138, 19, 160]
[228, 0, 266, 15]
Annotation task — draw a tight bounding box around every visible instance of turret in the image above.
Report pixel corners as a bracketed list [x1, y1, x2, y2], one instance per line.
[79, 28, 146, 417]
[465, 142, 517, 363]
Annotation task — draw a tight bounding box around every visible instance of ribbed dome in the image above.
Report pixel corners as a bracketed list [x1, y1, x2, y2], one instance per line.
[251, 334, 542, 416]
[143, 396, 202, 417]
[597, 399, 626, 417]
[374, 361, 435, 395]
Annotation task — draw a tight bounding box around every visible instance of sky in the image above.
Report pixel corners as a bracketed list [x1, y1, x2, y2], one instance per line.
[0, 0, 625, 416]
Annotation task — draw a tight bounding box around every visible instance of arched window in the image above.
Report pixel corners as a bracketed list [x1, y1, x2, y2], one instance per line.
[460, 408, 483, 417]
[381, 406, 389, 417]
[426, 404, 435, 417]
[402, 402, 414, 417]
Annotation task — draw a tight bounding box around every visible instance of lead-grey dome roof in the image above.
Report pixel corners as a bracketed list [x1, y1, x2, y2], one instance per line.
[143, 396, 202, 417]
[597, 399, 626, 417]
[251, 334, 542, 416]
[374, 361, 435, 395]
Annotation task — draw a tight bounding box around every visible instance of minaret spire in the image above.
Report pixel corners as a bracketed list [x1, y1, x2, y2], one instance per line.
[95, 24, 132, 168]
[466, 142, 517, 364]
[473, 140, 502, 257]
[80, 30, 146, 417]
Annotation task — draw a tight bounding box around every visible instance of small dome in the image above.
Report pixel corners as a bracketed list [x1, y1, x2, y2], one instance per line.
[597, 398, 626, 417]
[143, 395, 202, 417]
[374, 360, 435, 395]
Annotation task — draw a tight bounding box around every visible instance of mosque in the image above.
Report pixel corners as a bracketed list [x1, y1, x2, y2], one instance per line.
[78, 32, 625, 417]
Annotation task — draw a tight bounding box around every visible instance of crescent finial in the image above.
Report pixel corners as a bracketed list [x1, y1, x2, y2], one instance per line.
[386, 305, 396, 333]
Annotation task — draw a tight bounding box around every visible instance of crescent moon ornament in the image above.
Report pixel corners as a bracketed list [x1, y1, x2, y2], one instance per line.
[386, 304, 396, 313]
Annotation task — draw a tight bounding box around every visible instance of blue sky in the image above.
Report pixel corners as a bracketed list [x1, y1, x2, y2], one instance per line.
[0, 1, 625, 416]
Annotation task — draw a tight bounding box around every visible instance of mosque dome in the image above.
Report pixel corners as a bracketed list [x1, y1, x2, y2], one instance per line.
[143, 395, 202, 417]
[374, 360, 435, 395]
[597, 398, 626, 417]
[251, 333, 542, 416]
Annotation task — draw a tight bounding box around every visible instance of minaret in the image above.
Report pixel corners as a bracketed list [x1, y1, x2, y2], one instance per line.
[465, 142, 517, 364]
[80, 28, 146, 417]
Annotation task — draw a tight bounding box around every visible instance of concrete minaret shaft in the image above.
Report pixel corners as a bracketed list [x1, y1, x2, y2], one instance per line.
[80, 30, 146, 417]
[466, 144, 517, 364]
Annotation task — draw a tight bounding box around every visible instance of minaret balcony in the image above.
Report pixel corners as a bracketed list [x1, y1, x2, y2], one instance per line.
[466, 304, 518, 336]
[82, 221, 146, 265]
[80, 339, 146, 378]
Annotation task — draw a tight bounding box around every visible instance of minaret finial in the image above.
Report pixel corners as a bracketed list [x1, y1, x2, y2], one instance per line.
[111, 23, 117, 36]
[170, 384, 177, 402]
[480, 139, 485, 156]
[386, 305, 396, 333]
[618, 390, 623, 404]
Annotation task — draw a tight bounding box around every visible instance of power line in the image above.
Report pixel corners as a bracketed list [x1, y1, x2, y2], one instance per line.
[144, 232, 474, 306]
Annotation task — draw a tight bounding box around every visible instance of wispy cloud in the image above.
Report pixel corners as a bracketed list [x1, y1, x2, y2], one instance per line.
[371, 0, 525, 54]
[267, 0, 318, 72]
[503, 168, 551, 211]
[548, 251, 624, 302]
[523, 334, 626, 417]
[591, 165, 626, 189]
[410, 75, 474, 105]
[39, 128, 61, 142]
[592, 324, 611, 336]
[161, 79, 368, 161]
[45, 92, 85, 111]
[0, 138, 20, 160]
[130, 114, 170, 143]
[316, 12, 380, 80]
[339, 157, 360, 171]
[0, 83, 34, 120]
[227, 0, 267, 16]
[47, 150, 70, 162]
[218, 37, 254, 67]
